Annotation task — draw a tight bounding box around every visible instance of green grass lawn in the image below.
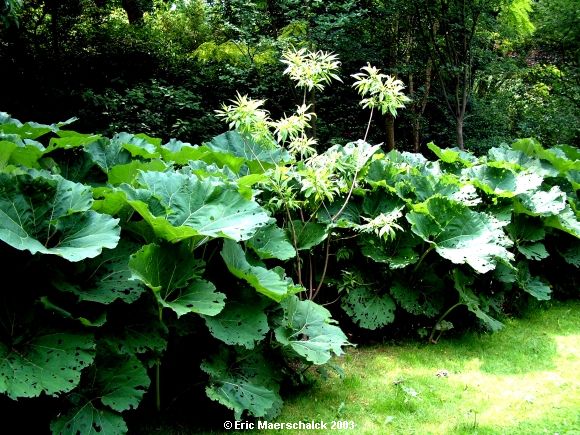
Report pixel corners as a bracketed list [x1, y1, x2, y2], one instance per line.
[258, 301, 580, 435]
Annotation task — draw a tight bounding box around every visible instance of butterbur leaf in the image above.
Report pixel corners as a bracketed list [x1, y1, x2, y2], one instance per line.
[275, 296, 349, 364]
[120, 171, 270, 242]
[114, 132, 160, 159]
[247, 224, 296, 260]
[129, 243, 225, 317]
[163, 280, 225, 318]
[517, 186, 567, 216]
[407, 197, 513, 273]
[102, 323, 167, 357]
[390, 278, 444, 318]
[107, 160, 167, 185]
[558, 245, 580, 267]
[53, 240, 145, 304]
[0, 172, 120, 261]
[201, 348, 282, 420]
[50, 355, 149, 435]
[98, 355, 151, 412]
[207, 130, 290, 166]
[341, 286, 396, 330]
[452, 269, 503, 331]
[545, 206, 580, 238]
[50, 403, 127, 435]
[85, 138, 131, 173]
[517, 242, 549, 261]
[204, 301, 270, 349]
[427, 143, 475, 165]
[507, 215, 545, 242]
[0, 333, 95, 399]
[466, 165, 543, 198]
[221, 240, 294, 301]
[290, 220, 329, 250]
[516, 262, 551, 300]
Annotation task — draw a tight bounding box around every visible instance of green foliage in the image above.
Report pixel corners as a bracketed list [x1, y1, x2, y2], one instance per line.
[0, 171, 120, 261]
[341, 287, 396, 330]
[0, 332, 95, 399]
[0, 114, 349, 432]
[274, 296, 350, 365]
[201, 348, 282, 421]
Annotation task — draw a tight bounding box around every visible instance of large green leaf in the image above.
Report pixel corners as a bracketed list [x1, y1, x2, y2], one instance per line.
[85, 138, 131, 173]
[428, 142, 476, 166]
[558, 245, 580, 267]
[114, 132, 160, 159]
[359, 233, 419, 269]
[206, 130, 290, 166]
[53, 240, 146, 304]
[517, 242, 549, 261]
[0, 172, 120, 261]
[221, 240, 295, 302]
[247, 223, 296, 260]
[544, 206, 580, 238]
[0, 332, 95, 399]
[120, 171, 270, 242]
[204, 301, 269, 349]
[406, 196, 513, 273]
[107, 160, 167, 185]
[512, 138, 580, 174]
[389, 275, 444, 318]
[290, 220, 329, 250]
[50, 404, 127, 435]
[50, 354, 150, 435]
[201, 348, 282, 420]
[516, 186, 567, 216]
[98, 355, 151, 412]
[465, 165, 543, 198]
[274, 296, 349, 364]
[452, 269, 503, 331]
[129, 243, 225, 317]
[516, 262, 552, 300]
[341, 286, 396, 330]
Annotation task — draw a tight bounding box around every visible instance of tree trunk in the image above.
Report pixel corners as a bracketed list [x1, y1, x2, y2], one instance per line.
[122, 0, 144, 25]
[386, 114, 395, 151]
[412, 118, 421, 153]
[456, 116, 464, 150]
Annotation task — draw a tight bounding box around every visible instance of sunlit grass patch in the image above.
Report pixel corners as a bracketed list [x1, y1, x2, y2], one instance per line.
[265, 301, 580, 435]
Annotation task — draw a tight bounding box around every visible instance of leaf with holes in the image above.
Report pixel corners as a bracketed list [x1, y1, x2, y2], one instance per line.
[98, 355, 151, 412]
[275, 296, 349, 364]
[341, 286, 396, 330]
[53, 240, 145, 304]
[204, 301, 269, 349]
[406, 196, 513, 273]
[50, 404, 127, 435]
[0, 332, 95, 399]
[201, 348, 282, 420]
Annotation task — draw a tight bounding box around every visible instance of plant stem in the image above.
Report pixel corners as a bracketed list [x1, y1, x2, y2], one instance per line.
[312, 236, 331, 300]
[155, 306, 163, 412]
[285, 206, 302, 286]
[428, 302, 462, 344]
[413, 245, 434, 274]
[363, 106, 374, 142]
